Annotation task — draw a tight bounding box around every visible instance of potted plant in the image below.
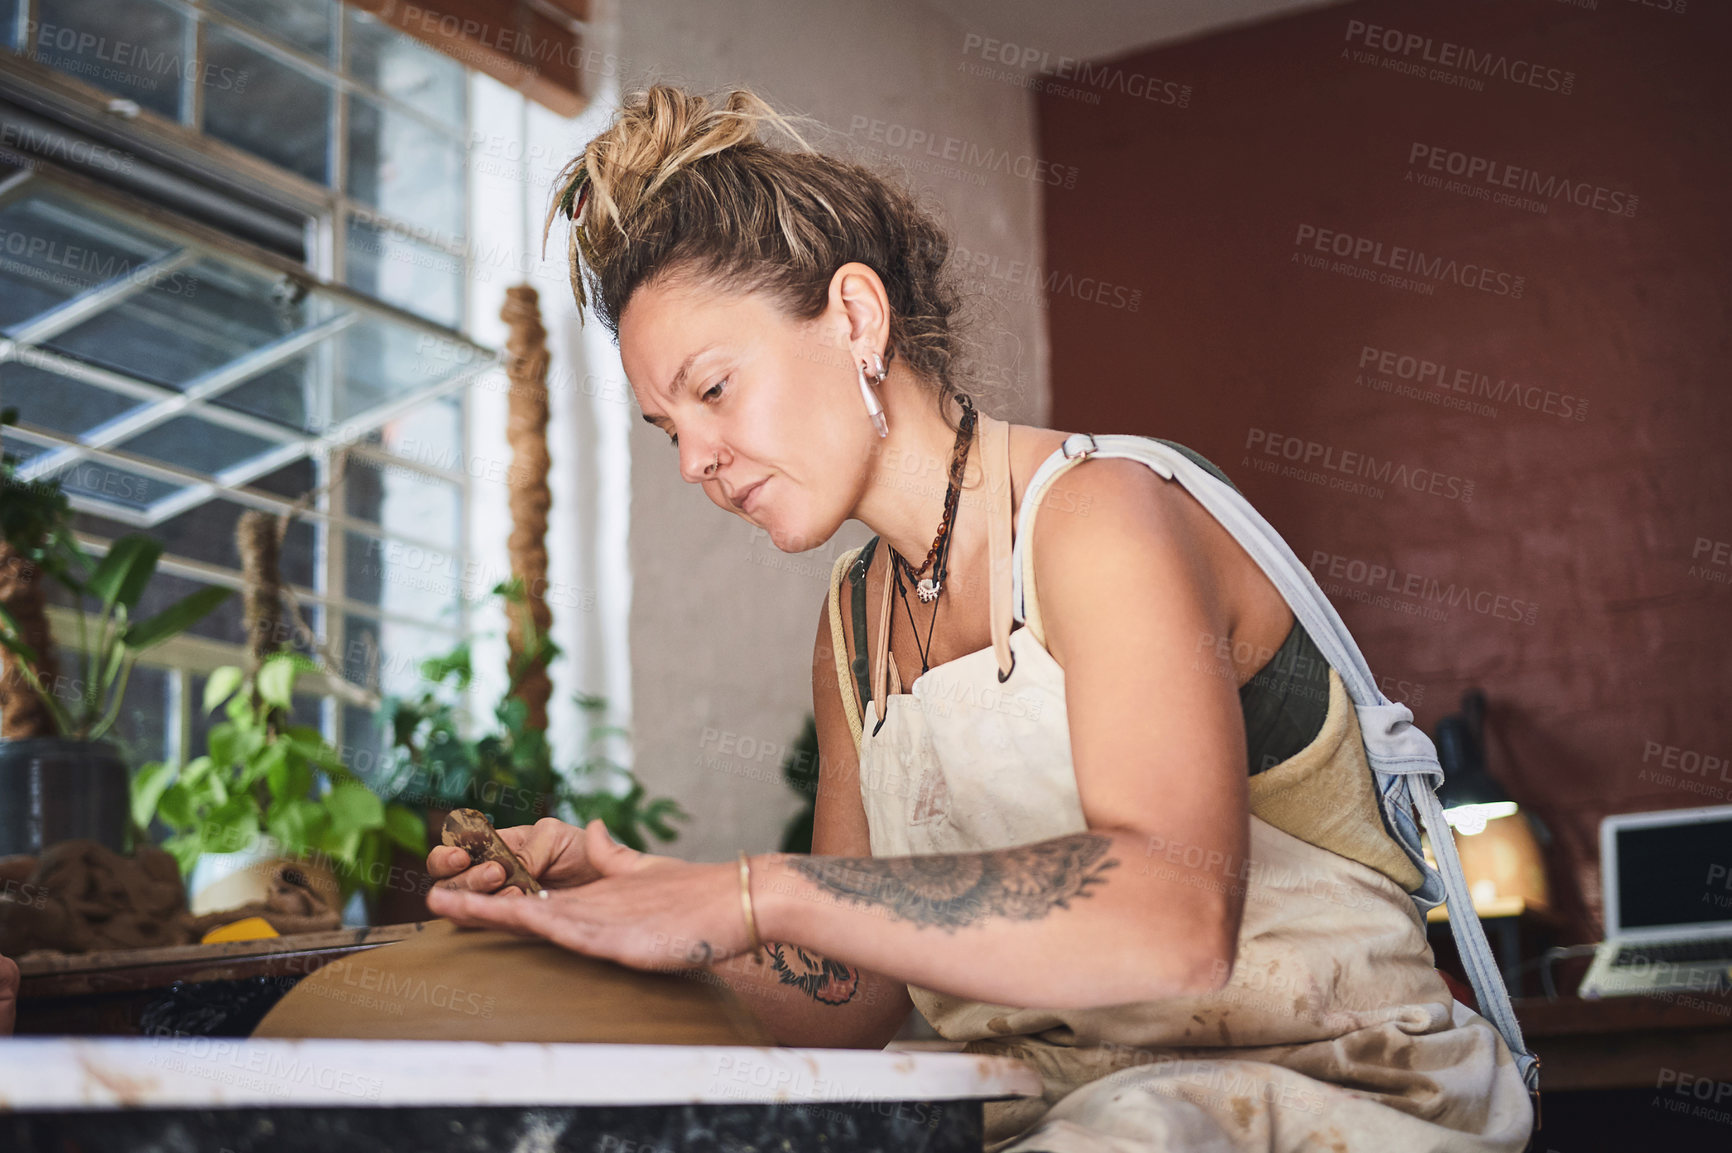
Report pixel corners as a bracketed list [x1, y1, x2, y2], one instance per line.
[130, 653, 426, 910]
[0, 410, 231, 854]
[380, 582, 685, 850]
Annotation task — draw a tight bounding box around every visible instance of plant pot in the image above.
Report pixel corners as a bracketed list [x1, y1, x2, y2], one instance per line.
[0, 738, 128, 856]
[188, 833, 343, 918]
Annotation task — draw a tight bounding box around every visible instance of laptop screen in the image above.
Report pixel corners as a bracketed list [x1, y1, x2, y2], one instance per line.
[1616, 814, 1732, 932]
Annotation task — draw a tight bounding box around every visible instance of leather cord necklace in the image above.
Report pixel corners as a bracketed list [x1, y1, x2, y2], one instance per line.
[890, 394, 976, 675]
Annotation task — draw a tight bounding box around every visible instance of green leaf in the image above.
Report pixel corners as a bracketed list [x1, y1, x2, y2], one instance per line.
[256, 654, 297, 710]
[384, 805, 426, 855]
[130, 761, 177, 830]
[283, 731, 345, 773]
[208, 722, 241, 768]
[179, 755, 215, 787]
[203, 666, 244, 714]
[198, 794, 262, 857]
[87, 535, 163, 612]
[156, 782, 195, 828]
[125, 586, 231, 651]
[325, 780, 386, 835]
[99, 634, 127, 695]
[266, 746, 313, 804]
[417, 643, 472, 689]
[243, 740, 286, 792]
[267, 798, 326, 857]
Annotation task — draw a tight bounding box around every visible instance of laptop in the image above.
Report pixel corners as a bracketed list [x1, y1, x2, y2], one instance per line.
[1578, 804, 1732, 999]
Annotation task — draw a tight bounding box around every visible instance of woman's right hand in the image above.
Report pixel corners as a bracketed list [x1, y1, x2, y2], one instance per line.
[426, 817, 602, 894]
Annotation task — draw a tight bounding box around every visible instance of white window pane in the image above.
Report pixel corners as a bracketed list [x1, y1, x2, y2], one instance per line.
[204, 25, 333, 184]
[345, 530, 463, 625]
[343, 455, 460, 549]
[207, 0, 334, 61]
[115, 414, 283, 478]
[347, 94, 463, 237]
[210, 352, 322, 433]
[2, 363, 146, 437]
[0, 194, 176, 328]
[47, 257, 326, 389]
[346, 9, 462, 123]
[370, 396, 460, 465]
[51, 455, 185, 512]
[345, 218, 463, 329]
[334, 319, 458, 422]
[33, 0, 187, 121]
[342, 613, 458, 696]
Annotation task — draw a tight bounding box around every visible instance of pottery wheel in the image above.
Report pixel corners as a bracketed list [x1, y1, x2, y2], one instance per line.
[252, 920, 772, 1045]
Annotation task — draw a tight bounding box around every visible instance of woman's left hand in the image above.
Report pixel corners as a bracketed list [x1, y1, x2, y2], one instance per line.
[424, 819, 750, 971]
[0, 949, 18, 1035]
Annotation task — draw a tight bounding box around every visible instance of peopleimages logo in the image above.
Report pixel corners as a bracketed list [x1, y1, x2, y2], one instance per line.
[1309, 550, 1540, 626]
[1244, 429, 1476, 505]
[1342, 19, 1575, 94]
[1357, 345, 1589, 422]
[845, 116, 1079, 189]
[951, 244, 1142, 312]
[959, 33, 1192, 107]
[1406, 143, 1638, 218]
[1293, 224, 1525, 298]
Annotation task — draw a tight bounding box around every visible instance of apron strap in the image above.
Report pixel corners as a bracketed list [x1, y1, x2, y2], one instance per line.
[978, 413, 1016, 679]
[1011, 432, 1541, 1098]
[826, 546, 868, 749]
[872, 538, 894, 719]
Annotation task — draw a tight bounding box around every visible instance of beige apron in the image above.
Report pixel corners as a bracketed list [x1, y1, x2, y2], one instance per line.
[824, 415, 1536, 1152]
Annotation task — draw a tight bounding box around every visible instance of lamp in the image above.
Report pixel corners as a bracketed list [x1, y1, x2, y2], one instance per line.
[1428, 690, 1550, 915]
[1434, 690, 1516, 834]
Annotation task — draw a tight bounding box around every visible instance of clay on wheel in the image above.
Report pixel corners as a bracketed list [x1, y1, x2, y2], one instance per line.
[252, 920, 773, 1045]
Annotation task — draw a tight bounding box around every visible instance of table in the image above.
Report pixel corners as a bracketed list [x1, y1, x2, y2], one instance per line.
[1508, 991, 1732, 1153]
[0, 1037, 1042, 1152]
[1513, 990, 1732, 1090]
[12, 924, 420, 1036]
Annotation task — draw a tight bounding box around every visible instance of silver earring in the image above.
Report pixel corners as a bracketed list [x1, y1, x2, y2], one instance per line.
[857, 357, 889, 438]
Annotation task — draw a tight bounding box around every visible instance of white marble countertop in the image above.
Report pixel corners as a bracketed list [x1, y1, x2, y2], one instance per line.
[0, 1038, 1042, 1110]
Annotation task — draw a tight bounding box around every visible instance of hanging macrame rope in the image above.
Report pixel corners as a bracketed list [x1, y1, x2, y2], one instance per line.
[502, 283, 554, 731]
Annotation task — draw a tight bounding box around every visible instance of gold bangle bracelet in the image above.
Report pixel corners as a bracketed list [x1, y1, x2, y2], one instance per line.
[737, 851, 766, 964]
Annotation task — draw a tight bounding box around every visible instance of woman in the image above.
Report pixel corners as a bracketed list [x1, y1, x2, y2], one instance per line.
[427, 85, 1536, 1152]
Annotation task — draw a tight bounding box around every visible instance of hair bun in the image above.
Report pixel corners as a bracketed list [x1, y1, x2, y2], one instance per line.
[544, 83, 969, 430]
[545, 86, 814, 310]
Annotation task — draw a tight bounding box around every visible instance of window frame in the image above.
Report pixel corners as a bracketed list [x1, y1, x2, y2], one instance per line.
[2, 0, 495, 776]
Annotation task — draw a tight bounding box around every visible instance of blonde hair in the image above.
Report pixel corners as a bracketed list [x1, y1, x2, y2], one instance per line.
[546, 85, 968, 424]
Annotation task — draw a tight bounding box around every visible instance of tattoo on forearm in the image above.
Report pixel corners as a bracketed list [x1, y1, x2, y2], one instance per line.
[768, 944, 860, 1005]
[787, 833, 1117, 932]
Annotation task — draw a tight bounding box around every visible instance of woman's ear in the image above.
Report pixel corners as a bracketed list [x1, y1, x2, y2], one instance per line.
[830, 261, 891, 363]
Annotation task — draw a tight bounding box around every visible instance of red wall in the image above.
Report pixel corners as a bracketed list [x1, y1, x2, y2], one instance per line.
[1037, 0, 1730, 946]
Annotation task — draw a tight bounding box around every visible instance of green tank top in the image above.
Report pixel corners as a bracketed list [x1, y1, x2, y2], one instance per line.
[846, 439, 1331, 776]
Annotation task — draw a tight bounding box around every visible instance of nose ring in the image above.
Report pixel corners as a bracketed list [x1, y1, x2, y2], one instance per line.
[706, 452, 719, 476]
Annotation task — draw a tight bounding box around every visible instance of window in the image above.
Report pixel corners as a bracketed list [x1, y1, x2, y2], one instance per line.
[12, 0, 468, 326]
[2, 0, 495, 789]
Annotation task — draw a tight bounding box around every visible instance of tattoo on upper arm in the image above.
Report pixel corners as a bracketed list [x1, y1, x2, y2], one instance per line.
[787, 833, 1117, 932]
[768, 943, 860, 1005]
